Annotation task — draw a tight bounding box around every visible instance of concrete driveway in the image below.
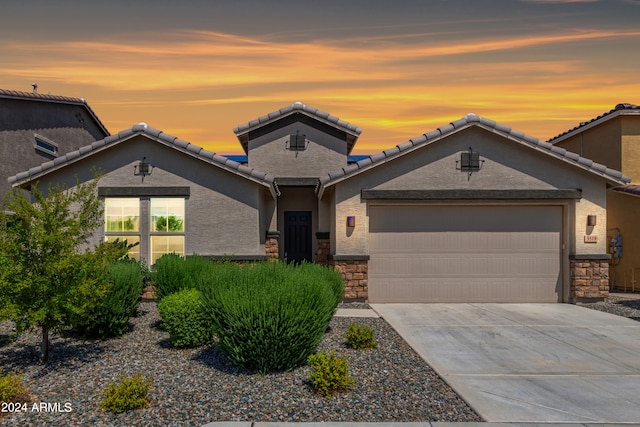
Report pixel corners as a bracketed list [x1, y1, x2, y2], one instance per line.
[370, 303, 640, 423]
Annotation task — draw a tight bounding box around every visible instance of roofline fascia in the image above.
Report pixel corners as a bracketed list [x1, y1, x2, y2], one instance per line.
[0, 92, 110, 137]
[234, 109, 362, 138]
[317, 122, 629, 199]
[549, 109, 640, 145]
[11, 130, 279, 199]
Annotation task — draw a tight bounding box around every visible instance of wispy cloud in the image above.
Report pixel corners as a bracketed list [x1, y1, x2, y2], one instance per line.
[2, 28, 638, 93]
[2, 20, 638, 152]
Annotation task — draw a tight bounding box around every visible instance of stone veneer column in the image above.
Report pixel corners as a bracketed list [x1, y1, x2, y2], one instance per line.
[570, 254, 610, 301]
[265, 231, 280, 260]
[316, 232, 368, 301]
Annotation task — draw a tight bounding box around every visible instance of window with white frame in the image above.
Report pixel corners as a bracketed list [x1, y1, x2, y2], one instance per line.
[104, 198, 141, 260]
[34, 134, 59, 157]
[150, 198, 185, 264]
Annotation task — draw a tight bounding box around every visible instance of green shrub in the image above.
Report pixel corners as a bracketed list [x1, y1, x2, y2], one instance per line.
[0, 371, 30, 403]
[73, 260, 143, 339]
[158, 288, 213, 348]
[344, 322, 377, 349]
[99, 374, 152, 413]
[152, 254, 213, 300]
[307, 351, 354, 399]
[200, 261, 344, 374]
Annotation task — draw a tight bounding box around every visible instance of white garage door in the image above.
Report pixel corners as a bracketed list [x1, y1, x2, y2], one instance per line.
[368, 205, 562, 303]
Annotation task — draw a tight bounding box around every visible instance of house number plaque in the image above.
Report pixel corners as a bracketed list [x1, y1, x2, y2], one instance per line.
[584, 235, 598, 243]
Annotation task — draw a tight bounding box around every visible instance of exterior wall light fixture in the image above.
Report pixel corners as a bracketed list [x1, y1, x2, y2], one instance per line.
[347, 216, 356, 227]
[587, 215, 597, 227]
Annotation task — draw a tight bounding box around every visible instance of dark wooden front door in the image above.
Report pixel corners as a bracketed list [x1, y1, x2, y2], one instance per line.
[284, 211, 312, 264]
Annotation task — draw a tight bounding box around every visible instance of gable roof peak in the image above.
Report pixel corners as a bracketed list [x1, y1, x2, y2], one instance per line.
[9, 123, 279, 198]
[233, 101, 362, 136]
[0, 87, 110, 137]
[316, 112, 630, 198]
[233, 101, 362, 154]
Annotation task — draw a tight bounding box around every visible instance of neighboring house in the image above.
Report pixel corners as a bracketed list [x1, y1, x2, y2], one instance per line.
[0, 88, 110, 200]
[9, 102, 630, 303]
[550, 103, 640, 290]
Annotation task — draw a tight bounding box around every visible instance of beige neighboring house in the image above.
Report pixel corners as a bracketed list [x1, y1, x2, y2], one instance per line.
[9, 102, 630, 303]
[550, 103, 640, 291]
[0, 88, 109, 200]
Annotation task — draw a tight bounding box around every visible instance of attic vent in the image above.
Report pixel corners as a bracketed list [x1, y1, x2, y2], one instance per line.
[286, 132, 307, 151]
[460, 150, 480, 170]
[456, 147, 484, 180]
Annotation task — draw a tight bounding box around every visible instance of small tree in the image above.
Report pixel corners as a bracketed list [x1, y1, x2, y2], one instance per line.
[0, 177, 127, 362]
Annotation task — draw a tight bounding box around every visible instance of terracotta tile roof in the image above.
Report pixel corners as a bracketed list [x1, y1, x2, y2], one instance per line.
[233, 101, 362, 154]
[8, 123, 279, 198]
[548, 103, 640, 143]
[317, 113, 631, 198]
[0, 88, 110, 136]
[612, 184, 640, 197]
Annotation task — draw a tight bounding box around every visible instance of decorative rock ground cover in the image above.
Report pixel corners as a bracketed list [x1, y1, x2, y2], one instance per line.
[3, 293, 639, 426]
[0, 302, 480, 426]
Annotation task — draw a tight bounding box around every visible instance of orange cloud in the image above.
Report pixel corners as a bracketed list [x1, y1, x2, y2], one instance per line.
[1, 26, 638, 154]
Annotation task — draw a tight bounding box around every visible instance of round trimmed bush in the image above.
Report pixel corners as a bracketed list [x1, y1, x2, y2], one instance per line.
[200, 261, 344, 374]
[158, 288, 213, 348]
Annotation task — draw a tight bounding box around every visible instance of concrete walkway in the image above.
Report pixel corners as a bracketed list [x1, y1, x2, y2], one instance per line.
[370, 303, 640, 423]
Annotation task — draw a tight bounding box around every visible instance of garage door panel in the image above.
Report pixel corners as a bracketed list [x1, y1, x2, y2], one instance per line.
[370, 231, 560, 253]
[370, 254, 559, 277]
[368, 205, 562, 303]
[369, 278, 561, 303]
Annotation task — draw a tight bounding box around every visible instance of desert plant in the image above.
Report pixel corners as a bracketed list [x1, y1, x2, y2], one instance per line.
[307, 351, 354, 399]
[158, 288, 213, 348]
[99, 374, 152, 413]
[200, 261, 344, 374]
[73, 259, 143, 339]
[0, 371, 30, 404]
[0, 175, 129, 362]
[344, 322, 377, 349]
[152, 254, 213, 300]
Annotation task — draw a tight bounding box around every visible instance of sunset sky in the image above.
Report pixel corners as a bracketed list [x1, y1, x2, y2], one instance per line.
[2, 0, 639, 154]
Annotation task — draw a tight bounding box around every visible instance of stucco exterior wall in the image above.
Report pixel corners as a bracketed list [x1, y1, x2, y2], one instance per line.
[247, 122, 348, 177]
[0, 99, 107, 199]
[329, 126, 609, 257]
[26, 136, 267, 261]
[622, 116, 640, 182]
[607, 191, 640, 289]
[554, 118, 622, 173]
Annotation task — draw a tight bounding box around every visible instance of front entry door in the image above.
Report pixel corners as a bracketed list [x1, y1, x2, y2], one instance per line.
[284, 211, 312, 264]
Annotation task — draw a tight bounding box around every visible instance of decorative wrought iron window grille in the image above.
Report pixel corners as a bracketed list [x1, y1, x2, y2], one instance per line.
[456, 147, 484, 179]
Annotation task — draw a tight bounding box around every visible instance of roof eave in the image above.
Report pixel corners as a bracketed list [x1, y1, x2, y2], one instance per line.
[10, 127, 279, 198]
[549, 109, 640, 145]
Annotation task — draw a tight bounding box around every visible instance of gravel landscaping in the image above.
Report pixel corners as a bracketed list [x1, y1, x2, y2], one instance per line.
[0, 302, 480, 426]
[578, 291, 640, 320]
[3, 292, 640, 426]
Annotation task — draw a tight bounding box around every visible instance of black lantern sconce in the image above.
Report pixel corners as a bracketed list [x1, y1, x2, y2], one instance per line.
[456, 147, 484, 180]
[587, 215, 597, 227]
[134, 157, 154, 181]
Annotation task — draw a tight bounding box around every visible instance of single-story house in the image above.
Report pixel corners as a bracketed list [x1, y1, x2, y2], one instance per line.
[549, 103, 640, 291]
[9, 102, 630, 303]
